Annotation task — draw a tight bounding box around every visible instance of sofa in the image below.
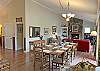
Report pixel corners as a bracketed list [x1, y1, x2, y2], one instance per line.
[62, 38, 90, 52]
[73, 39, 90, 52]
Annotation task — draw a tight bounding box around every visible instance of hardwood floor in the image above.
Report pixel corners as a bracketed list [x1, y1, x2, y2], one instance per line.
[0, 48, 97, 71]
[0, 49, 34, 71]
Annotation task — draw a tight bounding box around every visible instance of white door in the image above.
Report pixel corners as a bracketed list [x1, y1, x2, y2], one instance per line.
[4, 24, 13, 49]
[5, 36, 12, 49]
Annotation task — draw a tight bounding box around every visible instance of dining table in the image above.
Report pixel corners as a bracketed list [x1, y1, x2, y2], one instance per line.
[32, 40, 77, 71]
[43, 42, 78, 70]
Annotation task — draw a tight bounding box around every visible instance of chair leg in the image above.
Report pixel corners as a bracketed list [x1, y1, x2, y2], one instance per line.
[74, 50, 76, 57]
[52, 62, 53, 71]
[34, 61, 35, 71]
[58, 64, 59, 68]
[71, 54, 72, 62]
[56, 63, 57, 68]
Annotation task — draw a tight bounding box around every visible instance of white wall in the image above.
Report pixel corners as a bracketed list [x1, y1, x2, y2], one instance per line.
[1, 0, 95, 51]
[83, 20, 96, 33]
[2, 0, 25, 49]
[25, 0, 66, 52]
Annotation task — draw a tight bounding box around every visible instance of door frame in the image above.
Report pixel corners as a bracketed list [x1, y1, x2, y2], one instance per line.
[15, 22, 24, 51]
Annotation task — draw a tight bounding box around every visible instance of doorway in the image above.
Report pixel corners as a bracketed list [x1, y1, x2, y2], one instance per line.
[16, 24, 23, 51]
[4, 24, 13, 49]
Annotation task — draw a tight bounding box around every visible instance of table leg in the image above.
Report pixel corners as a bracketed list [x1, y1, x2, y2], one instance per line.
[49, 54, 50, 71]
[62, 54, 64, 65]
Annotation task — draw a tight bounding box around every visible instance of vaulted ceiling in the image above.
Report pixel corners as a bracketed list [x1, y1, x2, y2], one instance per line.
[34, 0, 98, 23]
[0, 0, 99, 23]
[0, 0, 12, 20]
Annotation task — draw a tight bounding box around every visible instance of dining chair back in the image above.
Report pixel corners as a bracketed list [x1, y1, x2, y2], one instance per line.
[33, 40, 49, 71]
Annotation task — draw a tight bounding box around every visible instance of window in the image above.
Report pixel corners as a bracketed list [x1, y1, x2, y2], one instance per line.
[84, 27, 90, 33]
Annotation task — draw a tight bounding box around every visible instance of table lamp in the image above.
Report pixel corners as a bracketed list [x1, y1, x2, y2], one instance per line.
[90, 31, 97, 36]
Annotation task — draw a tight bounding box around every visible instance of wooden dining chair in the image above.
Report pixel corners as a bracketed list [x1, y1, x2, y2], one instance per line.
[66, 45, 77, 63]
[33, 40, 50, 71]
[73, 45, 77, 58]
[70, 46, 76, 62]
[52, 51, 67, 71]
[51, 46, 75, 71]
[66, 47, 73, 63]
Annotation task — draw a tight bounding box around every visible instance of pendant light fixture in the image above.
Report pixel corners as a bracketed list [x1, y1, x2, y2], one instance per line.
[59, 0, 75, 21]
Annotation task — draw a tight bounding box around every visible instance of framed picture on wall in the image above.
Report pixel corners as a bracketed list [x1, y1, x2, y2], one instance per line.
[52, 26, 57, 34]
[72, 24, 79, 32]
[29, 26, 40, 37]
[44, 28, 49, 35]
[33, 27, 40, 37]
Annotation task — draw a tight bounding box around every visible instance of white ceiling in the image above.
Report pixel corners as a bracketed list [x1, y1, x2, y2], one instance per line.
[34, 0, 98, 23]
[0, 0, 98, 23]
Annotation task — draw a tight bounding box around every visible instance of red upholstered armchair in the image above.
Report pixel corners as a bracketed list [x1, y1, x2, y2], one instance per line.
[73, 39, 90, 52]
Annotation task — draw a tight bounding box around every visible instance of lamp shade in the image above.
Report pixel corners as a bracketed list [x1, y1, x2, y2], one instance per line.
[90, 31, 97, 36]
[62, 14, 66, 18]
[66, 18, 70, 21]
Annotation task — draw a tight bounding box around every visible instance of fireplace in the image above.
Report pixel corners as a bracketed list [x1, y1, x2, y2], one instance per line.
[71, 34, 79, 39]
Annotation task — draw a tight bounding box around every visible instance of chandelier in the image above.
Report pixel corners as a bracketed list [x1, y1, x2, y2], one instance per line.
[59, 0, 75, 21]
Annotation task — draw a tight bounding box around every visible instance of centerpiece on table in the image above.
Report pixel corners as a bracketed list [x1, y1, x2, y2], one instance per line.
[40, 35, 43, 40]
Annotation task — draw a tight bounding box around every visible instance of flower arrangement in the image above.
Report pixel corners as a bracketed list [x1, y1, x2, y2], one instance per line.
[40, 35, 43, 40]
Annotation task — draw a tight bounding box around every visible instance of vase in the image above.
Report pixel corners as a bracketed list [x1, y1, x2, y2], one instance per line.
[40, 36, 43, 40]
